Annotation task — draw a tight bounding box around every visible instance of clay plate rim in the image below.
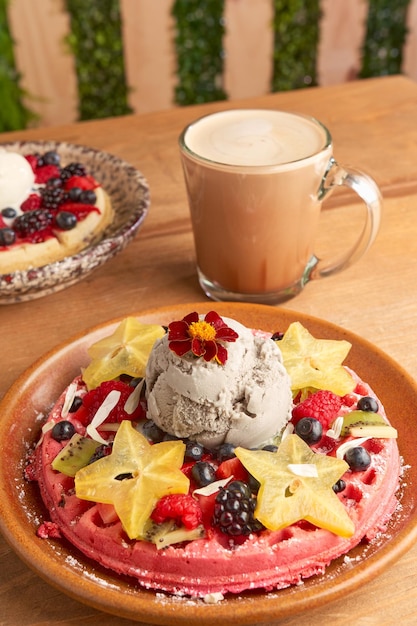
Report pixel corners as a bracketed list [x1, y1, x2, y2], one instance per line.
[0, 302, 416, 625]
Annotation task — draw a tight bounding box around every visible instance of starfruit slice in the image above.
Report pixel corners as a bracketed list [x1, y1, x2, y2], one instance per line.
[75, 420, 189, 539]
[82, 317, 165, 390]
[235, 434, 354, 538]
[278, 322, 355, 396]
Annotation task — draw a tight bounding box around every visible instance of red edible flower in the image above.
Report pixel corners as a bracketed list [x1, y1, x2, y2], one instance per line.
[168, 311, 238, 365]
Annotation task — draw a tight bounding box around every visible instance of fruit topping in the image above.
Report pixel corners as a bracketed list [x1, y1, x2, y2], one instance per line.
[191, 461, 216, 487]
[213, 480, 263, 536]
[151, 494, 203, 530]
[344, 446, 372, 472]
[74, 420, 189, 540]
[278, 322, 356, 396]
[357, 396, 379, 412]
[82, 317, 165, 390]
[235, 434, 354, 537]
[292, 389, 343, 430]
[51, 420, 76, 442]
[52, 433, 101, 477]
[14, 209, 54, 239]
[294, 417, 323, 444]
[338, 410, 398, 438]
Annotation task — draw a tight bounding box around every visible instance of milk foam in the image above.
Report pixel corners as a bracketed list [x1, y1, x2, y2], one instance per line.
[184, 110, 328, 167]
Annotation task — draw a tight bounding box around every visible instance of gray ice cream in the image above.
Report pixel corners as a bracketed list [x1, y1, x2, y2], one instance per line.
[145, 317, 292, 448]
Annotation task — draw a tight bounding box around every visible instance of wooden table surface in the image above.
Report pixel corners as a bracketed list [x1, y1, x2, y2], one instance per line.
[1, 75, 417, 625]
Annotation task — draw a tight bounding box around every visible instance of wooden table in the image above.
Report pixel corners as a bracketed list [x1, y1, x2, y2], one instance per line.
[1, 75, 417, 625]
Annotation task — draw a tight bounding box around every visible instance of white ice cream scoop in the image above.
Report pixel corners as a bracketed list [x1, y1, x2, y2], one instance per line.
[0, 150, 35, 208]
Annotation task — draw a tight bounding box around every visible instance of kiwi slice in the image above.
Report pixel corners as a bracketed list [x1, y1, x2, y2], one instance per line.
[340, 410, 397, 439]
[52, 433, 101, 477]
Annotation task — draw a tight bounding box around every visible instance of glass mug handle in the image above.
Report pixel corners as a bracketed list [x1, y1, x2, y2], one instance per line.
[311, 157, 382, 279]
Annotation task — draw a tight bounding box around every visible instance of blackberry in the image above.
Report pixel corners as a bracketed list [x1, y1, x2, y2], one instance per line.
[213, 480, 263, 536]
[41, 185, 66, 210]
[60, 162, 87, 181]
[14, 209, 53, 237]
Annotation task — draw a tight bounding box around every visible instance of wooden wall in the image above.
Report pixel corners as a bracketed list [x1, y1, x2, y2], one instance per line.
[7, 0, 417, 128]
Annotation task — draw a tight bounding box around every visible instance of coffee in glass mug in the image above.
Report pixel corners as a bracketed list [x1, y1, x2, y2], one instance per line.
[179, 109, 381, 304]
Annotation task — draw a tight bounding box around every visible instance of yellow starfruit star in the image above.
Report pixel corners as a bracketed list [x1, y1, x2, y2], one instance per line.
[82, 317, 165, 390]
[235, 434, 354, 538]
[278, 322, 356, 396]
[74, 420, 189, 539]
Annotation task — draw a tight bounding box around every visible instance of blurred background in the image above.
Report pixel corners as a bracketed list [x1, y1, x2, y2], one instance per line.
[1, 0, 415, 131]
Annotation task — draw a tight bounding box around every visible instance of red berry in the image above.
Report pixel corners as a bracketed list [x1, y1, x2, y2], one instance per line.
[216, 457, 248, 482]
[58, 202, 98, 220]
[64, 174, 99, 191]
[82, 380, 145, 425]
[151, 494, 203, 530]
[292, 390, 343, 431]
[20, 193, 42, 212]
[35, 164, 61, 184]
[24, 154, 38, 171]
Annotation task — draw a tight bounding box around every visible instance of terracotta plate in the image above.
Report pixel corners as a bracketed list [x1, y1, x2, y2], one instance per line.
[0, 302, 416, 625]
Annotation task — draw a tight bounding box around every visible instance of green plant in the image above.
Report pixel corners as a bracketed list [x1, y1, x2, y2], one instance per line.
[172, 0, 226, 105]
[65, 0, 132, 121]
[272, 0, 321, 92]
[360, 0, 412, 77]
[0, 0, 35, 131]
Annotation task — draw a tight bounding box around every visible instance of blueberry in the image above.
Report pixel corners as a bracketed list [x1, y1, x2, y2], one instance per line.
[55, 211, 77, 230]
[357, 396, 379, 412]
[185, 441, 204, 461]
[46, 176, 62, 189]
[295, 417, 323, 444]
[262, 444, 278, 452]
[1, 207, 17, 218]
[216, 442, 236, 462]
[68, 396, 83, 413]
[0, 227, 16, 246]
[332, 479, 346, 493]
[344, 446, 371, 471]
[51, 420, 76, 442]
[79, 189, 96, 205]
[191, 461, 216, 487]
[67, 186, 82, 202]
[43, 150, 61, 166]
[142, 420, 165, 443]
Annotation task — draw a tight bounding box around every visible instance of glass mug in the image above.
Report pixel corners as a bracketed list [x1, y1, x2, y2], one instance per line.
[179, 109, 382, 304]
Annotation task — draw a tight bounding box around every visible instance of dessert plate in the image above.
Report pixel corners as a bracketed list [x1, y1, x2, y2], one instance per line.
[0, 302, 416, 625]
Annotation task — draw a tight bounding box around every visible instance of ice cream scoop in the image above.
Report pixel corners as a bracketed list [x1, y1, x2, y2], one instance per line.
[145, 317, 293, 448]
[0, 150, 35, 208]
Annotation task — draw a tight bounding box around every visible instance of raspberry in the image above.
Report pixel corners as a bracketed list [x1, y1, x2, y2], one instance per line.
[213, 480, 263, 537]
[151, 494, 203, 530]
[81, 380, 145, 426]
[20, 193, 42, 212]
[35, 164, 61, 184]
[24, 154, 38, 171]
[292, 390, 343, 431]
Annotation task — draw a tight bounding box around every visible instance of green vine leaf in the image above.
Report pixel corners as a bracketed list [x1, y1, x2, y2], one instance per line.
[172, 0, 226, 105]
[360, 0, 412, 78]
[272, 0, 320, 92]
[65, 0, 132, 121]
[0, 0, 36, 132]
